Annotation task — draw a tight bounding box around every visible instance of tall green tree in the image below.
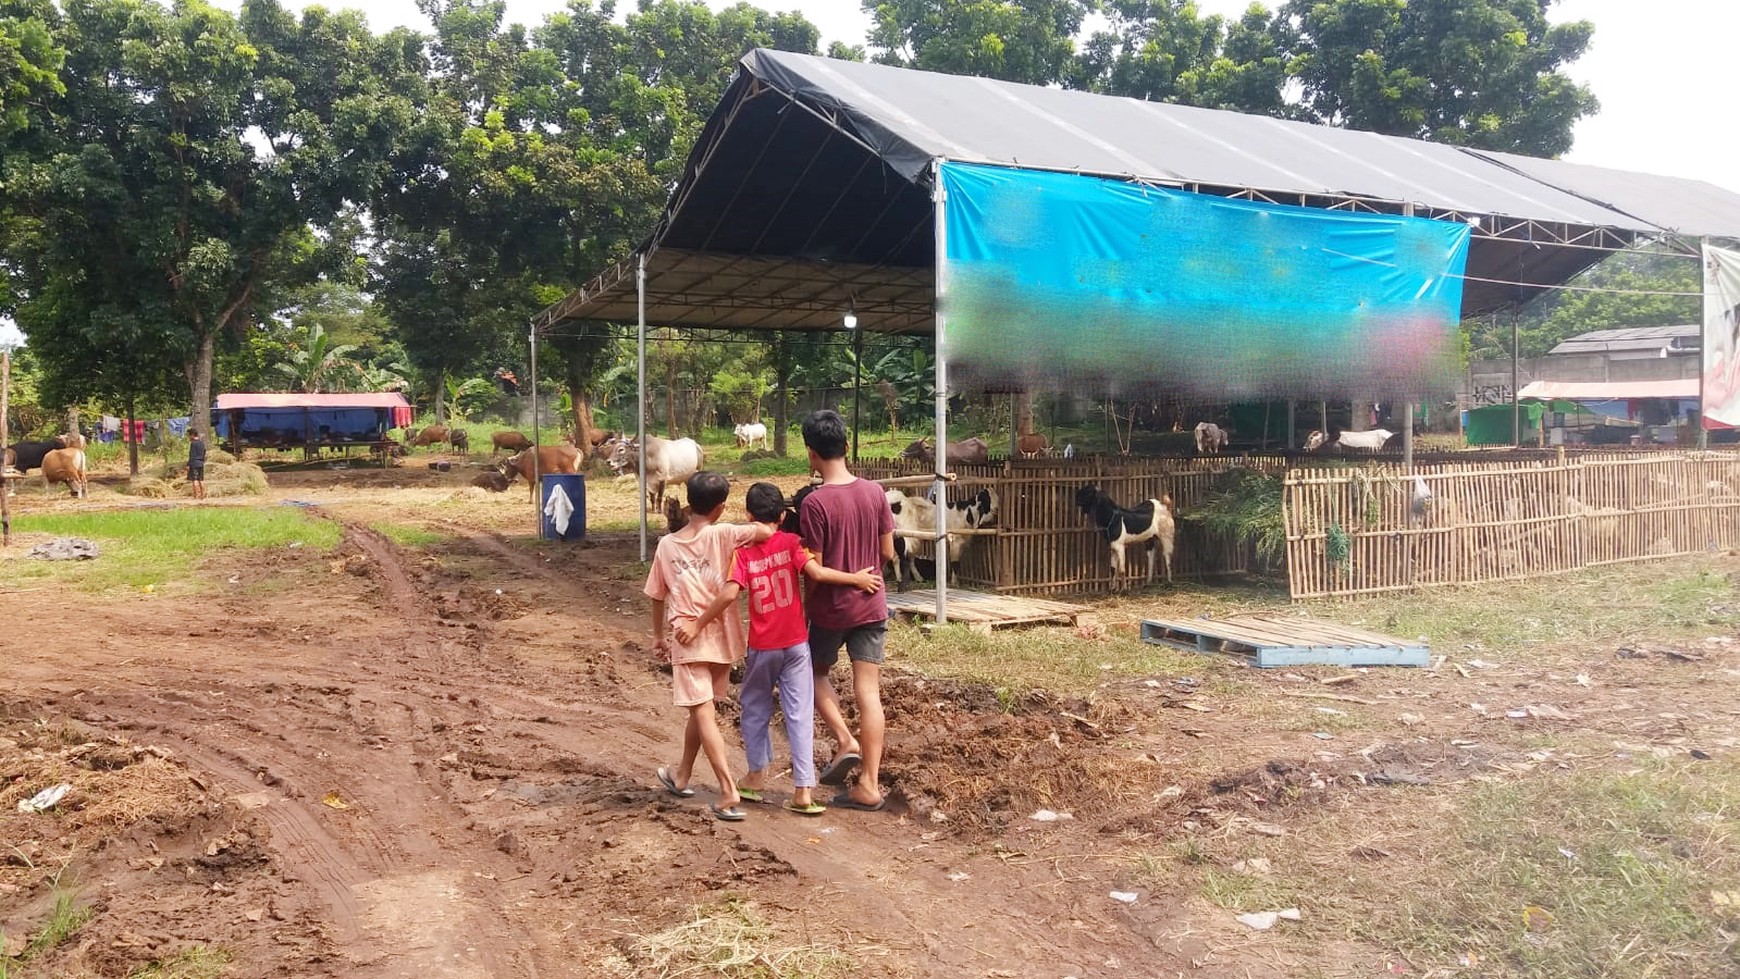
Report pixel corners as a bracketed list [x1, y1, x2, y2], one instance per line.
[864, 0, 1092, 84]
[1278, 0, 1598, 155]
[1467, 250, 1700, 360]
[8, 0, 416, 434]
[0, 0, 63, 138]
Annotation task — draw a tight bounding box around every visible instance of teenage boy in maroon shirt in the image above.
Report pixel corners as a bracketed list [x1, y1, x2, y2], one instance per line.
[798, 410, 896, 811]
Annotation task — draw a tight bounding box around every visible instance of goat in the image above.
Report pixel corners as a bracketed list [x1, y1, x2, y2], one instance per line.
[1305, 428, 1394, 453]
[884, 487, 998, 590]
[1193, 422, 1229, 455]
[1075, 485, 1175, 589]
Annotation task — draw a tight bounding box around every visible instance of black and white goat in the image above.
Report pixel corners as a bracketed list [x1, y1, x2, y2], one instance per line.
[1075, 485, 1176, 589]
[885, 487, 997, 590]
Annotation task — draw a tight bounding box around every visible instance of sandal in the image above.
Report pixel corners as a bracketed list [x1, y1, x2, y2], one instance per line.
[736, 786, 765, 804]
[818, 751, 861, 786]
[656, 766, 694, 798]
[784, 799, 827, 816]
[829, 791, 886, 812]
[710, 802, 748, 822]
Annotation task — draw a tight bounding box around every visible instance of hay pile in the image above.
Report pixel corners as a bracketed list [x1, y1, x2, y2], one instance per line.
[118, 451, 269, 499]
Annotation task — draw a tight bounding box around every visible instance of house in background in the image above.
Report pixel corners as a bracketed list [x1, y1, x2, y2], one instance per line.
[1462, 325, 1704, 445]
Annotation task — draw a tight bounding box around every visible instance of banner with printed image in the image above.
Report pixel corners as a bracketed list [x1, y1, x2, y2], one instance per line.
[1703, 242, 1740, 429]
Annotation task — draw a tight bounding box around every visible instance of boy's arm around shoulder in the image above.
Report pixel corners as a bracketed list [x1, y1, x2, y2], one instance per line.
[801, 553, 882, 594]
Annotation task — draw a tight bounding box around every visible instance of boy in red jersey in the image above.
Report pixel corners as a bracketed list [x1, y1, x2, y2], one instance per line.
[684, 482, 881, 814]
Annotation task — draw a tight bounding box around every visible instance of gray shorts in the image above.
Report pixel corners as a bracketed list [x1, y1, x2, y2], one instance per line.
[809, 621, 887, 671]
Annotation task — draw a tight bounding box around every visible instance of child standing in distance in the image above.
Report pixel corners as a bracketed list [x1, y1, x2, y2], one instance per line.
[644, 471, 771, 822]
[186, 430, 207, 501]
[684, 483, 882, 815]
[799, 410, 897, 812]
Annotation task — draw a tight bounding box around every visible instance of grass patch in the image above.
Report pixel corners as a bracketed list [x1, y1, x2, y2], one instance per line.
[1201, 866, 1307, 913]
[1305, 561, 1740, 651]
[26, 891, 91, 958]
[128, 946, 231, 979]
[889, 619, 1219, 698]
[736, 455, 813, 477]
[609, 897, 857, 978]
[1359, 759, 1740, 977]
[5, 507, 341, 593]
[369, 522, 446, 547]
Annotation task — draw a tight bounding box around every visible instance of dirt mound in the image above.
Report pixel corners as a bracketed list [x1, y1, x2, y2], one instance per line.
[879, 674, 1155, 838]
[0, 703, 307, 979]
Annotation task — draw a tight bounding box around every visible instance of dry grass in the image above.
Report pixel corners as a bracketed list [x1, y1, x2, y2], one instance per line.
[887, 618, 1222, 699]
[603, 898, 861, 979]
[126, 946, 232, 979]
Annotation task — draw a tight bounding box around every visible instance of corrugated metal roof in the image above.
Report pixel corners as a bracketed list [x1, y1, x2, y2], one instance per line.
[743, 50, 1740, 236]
[1550, 324, 1701, 355]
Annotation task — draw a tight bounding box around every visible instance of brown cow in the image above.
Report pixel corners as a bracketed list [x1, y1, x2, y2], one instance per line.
[1015, 432, 1050, 458]
[491, 430, 531, 453]
[41, 447, 88, 498]
[407, 425, 449, 450]
[499, 445, 583, 501]
[901, 436, 990, 468]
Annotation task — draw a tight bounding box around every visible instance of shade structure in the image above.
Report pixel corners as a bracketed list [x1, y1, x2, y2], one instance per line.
[537, 49, 1740, 340]
[1517, 379, 1700, 401]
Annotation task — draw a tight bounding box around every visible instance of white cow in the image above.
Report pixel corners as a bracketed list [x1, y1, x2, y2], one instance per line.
[733, 422, 768, 449]
[1306, 428, 1395, 453]
[607, 435, 703, 510]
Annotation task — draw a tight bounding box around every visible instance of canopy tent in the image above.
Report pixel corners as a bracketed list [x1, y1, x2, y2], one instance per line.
[532, 49, 1740, 620]
[214, 392, 412, 448]
[1516, 379, 1700, 401]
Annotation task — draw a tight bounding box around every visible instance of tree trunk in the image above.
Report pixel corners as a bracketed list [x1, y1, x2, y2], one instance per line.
[187, 330, 215, 438]
[665, 361, 677, 439]
[1351, 399, 1372, 432]
[433, 368, 447, 424]
[573, 393, 598, 448]
[64, 407, 80, 438]
[126, 389, 139, 477]
[1015, 388, 1035, 435]
[772, 335, 790, 456]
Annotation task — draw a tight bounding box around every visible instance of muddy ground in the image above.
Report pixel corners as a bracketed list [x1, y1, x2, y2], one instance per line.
[2, 461, 1738, 978]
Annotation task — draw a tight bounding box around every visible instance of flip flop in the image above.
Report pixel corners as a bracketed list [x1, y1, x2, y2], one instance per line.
[710, 802, 747, 822]
[829, 792, 886, 812]
[656, 766, 694, 798]
[817, 751, 861, 786]
[784, 800, 827, 816]
[736, 786, 765, 804]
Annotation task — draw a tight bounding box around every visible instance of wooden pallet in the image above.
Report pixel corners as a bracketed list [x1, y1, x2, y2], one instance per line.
[1141, 613, 1428, 668]
[887, 588, 1091, 633]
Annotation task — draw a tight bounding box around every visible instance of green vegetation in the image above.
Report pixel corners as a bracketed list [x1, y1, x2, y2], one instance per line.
[7, 508, 340, 592]
[889, 619, 1217, 700]
[369, 522, 446, 547]
[1366, 760, 1740, 978]
[25, 891, 91, 959]
[1181, 468, 1286, 566]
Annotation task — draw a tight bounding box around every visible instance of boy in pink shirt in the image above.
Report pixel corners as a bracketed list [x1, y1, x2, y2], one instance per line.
[644, 471, 771, 821]
[686, 482, 881, 814]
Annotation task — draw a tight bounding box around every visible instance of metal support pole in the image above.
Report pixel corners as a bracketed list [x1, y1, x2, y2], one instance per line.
[529, 321, 540, 537]
[1402, 200, 1415, 472]
[1511, 309, 1521, 447]
[637, 252, 649, 562]
[1699, 237, 1710, 450]
[851, 321, 862, 463]
[931, 160, 950, 625]
[1285, 400, 1295, 450]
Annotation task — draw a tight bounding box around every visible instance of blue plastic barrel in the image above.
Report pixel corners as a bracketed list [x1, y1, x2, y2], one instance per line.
[539, 473, 586, 541]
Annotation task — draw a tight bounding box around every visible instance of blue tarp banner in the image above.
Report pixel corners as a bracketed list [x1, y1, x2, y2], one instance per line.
[938, 162, 1471, 399]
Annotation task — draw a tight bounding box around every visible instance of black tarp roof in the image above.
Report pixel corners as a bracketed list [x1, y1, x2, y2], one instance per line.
[537, 50, 1731, 335]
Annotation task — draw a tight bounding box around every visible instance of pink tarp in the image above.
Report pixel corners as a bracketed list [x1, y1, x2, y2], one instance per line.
[1517, 379, 1699, 402]
[215, 393, 413, 428]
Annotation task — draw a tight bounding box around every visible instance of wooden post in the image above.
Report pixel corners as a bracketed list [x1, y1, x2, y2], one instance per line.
[2, 348, 11, 547]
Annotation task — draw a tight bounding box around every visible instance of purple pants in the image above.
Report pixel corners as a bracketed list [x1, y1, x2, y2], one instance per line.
[740, 643, 817, 787]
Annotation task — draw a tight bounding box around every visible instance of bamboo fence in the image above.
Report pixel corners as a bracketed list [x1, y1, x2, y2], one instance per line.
[856, 455, 1289, 595]
[1283, 451, 1740, 599]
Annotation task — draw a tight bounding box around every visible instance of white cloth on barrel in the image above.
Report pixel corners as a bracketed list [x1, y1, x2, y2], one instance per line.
[543, 483, 575, 536]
